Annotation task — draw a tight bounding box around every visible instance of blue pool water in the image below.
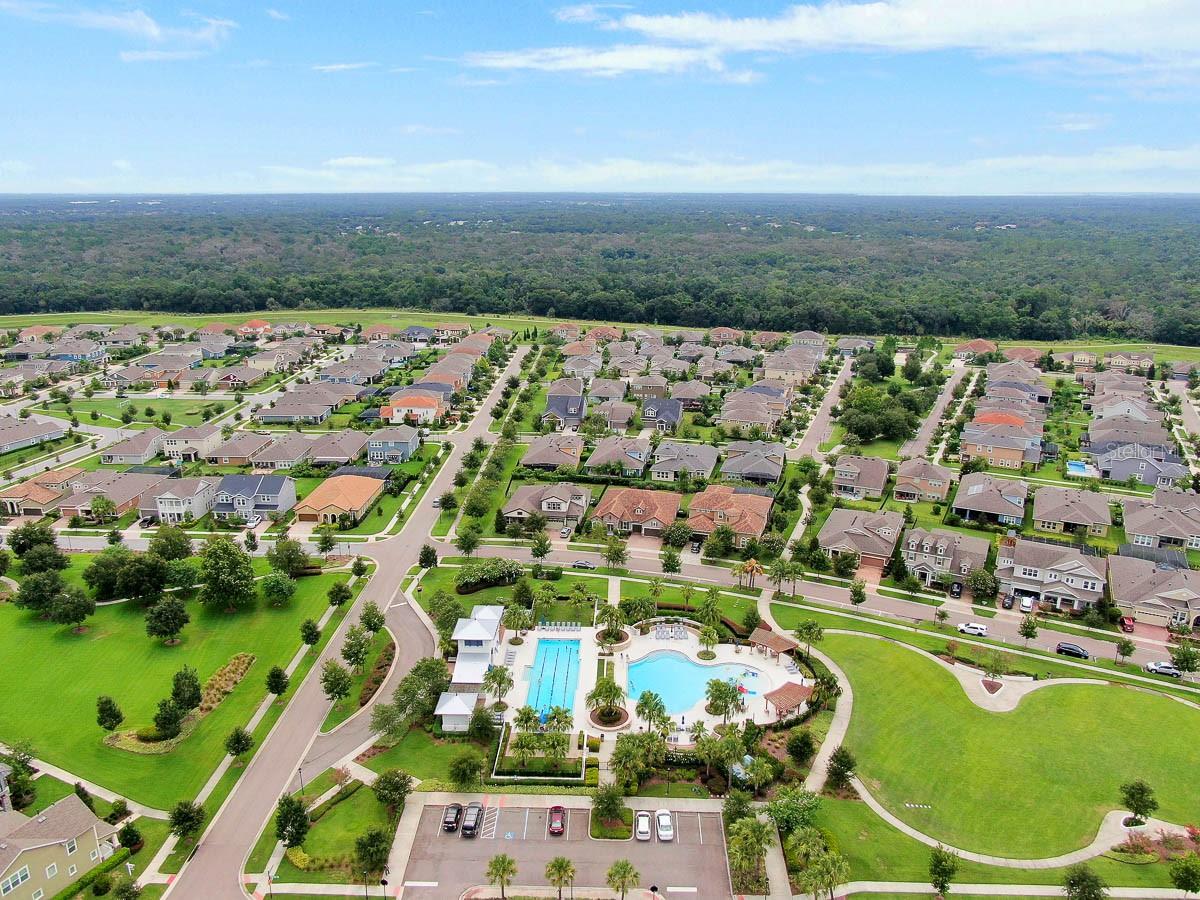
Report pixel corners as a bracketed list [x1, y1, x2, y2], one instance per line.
[526, 639, 581, 715]
[1066, 461, 1087, 475]
[627, 650, 763, 715]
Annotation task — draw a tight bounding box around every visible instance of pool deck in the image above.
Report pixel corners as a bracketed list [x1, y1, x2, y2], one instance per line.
[503, 624, 803, 736]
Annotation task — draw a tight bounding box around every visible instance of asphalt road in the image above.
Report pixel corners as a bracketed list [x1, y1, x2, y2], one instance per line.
[793, 357, 851, 460]
[165, 347, 529, 900]
[899, 359, 966, 458]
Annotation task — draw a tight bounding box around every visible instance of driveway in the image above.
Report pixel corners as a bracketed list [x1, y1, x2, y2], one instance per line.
[402, 802, 729, 898]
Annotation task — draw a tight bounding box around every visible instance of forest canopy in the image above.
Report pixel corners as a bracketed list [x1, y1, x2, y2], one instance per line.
[1, 193, 1198, 343]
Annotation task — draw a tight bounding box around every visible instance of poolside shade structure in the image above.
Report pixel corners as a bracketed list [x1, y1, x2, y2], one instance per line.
[763, 682, 813, 719]
[748, 626, 799, 657]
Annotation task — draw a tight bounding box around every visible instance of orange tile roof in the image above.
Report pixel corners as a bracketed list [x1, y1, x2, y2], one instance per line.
[295, 475, 383, 514]
[972, 411, 1027, 427]
[688, 485, 773, 538]
[594, 487, 680, 526]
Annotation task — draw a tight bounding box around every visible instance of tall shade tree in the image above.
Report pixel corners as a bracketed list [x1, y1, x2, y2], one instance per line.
[168, 801, 206, 844]
[200, 537, 256, 611]
[274, 794, 309, 848]
[145, 596, 190, 644]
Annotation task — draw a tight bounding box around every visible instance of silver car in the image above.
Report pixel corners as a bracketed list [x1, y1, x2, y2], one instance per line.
[655, 809, 674, 842]
[634, 810, 652, 841]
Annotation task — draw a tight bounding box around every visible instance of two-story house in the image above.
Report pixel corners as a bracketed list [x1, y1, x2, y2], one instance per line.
[832, 455, 890, 501]
[212, 474, 297, 521]
[502, 483, 590, 528]
[0, 794, 120, 900]
[900, 527, 990, 588]
[995, 534, 1106, 613]
[366, 426, 421, 464]
[893, 458, 953, 502]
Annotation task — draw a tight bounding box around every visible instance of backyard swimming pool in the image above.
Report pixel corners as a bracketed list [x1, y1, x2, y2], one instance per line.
[1066, 461, 1087, 474]
[627, 650, 763, 715]
[526, 639, 580, 716]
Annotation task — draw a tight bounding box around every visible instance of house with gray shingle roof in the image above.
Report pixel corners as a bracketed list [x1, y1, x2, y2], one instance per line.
[951, 472, 1028, 525]
[650, 441, 718, 483]
[1031, 486, 1112, 537]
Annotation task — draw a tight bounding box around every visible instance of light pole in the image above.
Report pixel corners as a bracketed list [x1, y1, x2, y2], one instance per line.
[266, 870, 274, 899]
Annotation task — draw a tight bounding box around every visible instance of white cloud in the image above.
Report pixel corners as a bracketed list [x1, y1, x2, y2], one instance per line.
[322, 156, 396, 168]
[112, 159, 133, 172]
[554, 4, 631, 24]
[464, 43, 724, 77]
[312, 61, 375, 72]
[265, 8, 289, 21]
[1048, 112, 1111, 132]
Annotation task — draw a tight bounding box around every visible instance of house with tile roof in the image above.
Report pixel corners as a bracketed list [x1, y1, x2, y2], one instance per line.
[593, 487, 680, 537]
[295, 474, 383, 524]
[688, 484, 774, 548]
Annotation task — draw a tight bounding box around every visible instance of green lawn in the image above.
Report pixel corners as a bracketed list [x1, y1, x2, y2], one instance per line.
[0, 434, 82, 474]
[321, 631, 394, 732]
[824, 632, 1200, 857]
[415, 564, 601, 614]
[361, 727, 477, 781]
[273, 784, 393, 884]
[41, 398, 226, 430]
[0, 571, 351, 808]
[813, 797, 1178, 888]
[620, 579, 757, 626]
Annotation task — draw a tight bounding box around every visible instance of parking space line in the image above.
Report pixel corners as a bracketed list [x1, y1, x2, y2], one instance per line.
[523, 807, 529, 840]
[403, 882, 438, 889]
[665, 888, 696, 894]
[697, 812, 703, 845]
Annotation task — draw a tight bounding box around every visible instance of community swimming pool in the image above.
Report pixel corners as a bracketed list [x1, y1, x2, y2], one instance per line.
[627, 650, 763, 715]
[525, 639, 581, 715]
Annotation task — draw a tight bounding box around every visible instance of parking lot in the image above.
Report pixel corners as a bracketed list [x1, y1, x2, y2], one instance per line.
[400, 801, 730, 897]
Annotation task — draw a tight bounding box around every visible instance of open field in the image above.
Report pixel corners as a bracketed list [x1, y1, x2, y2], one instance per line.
[0, 570, 351, 808]
[824, 632, 1200, 857]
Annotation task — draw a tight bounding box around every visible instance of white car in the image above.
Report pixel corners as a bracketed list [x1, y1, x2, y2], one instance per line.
[957, 622, 988, 637]
[1145, 661, 1183, 678]
[1019, 597, 1034, 613]
[655, 809, 674, 842]
[634, 811, 652, 841]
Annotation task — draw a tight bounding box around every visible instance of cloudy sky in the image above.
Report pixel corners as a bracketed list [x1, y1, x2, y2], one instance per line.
[2, 0, 1199, 193]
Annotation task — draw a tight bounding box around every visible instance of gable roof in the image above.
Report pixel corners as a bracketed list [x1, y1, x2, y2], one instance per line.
[594, 487, 680, 525]
[295, 474, 382, 513]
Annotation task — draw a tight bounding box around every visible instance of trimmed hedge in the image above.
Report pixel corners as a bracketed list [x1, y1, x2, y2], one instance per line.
[49, 848, 130, 900]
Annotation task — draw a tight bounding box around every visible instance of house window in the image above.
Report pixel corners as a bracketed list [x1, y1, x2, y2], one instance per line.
[66, 839, 77, 855]
[1, 866, 30, 895]
[32, 891, 44, 900]
[90, 849, 100, 862]
[1019, 567, 1038, 578]
[1133, 533, 1153, 547]
[68, 866, 77, 877]
[45, 863, 57, 879]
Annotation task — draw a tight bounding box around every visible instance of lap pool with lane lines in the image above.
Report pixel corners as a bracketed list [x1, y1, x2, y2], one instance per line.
[525, 639, 580, 715]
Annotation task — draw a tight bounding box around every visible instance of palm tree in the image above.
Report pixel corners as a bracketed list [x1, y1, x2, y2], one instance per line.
[705, 678, 737, 725]
[731, 561, 747, 587]
[728, 817, 772, 877]
[695, 733, 719, 777]
[698, 588, 721, 628]
[569, 580, 595, 611]
[747, 756, 773, 797]
[743, 557, 764, 588]
[768, 558, 790, 594]
[501, 604, 527, 636]
[595, 602, 624, 640]
[800, 849, 850, 900]
[586, 677, 626, 721]
[647, 576, 665, 604]
[545, 856, 576, 900]
[698, 625, 719, 655]
[482, 666, 513, 707]
[635, 690, 668, 733]
[794, 619, 824, 658]
[812, 672, 841, 710]
[606, 859, 640, 900]
[486, 853, 517, 900]
[689, 719, 708, 744]
[544, 705, 572, 735]
[787, 560, 802, 597]
[514, 705, 540, 733]
[681, 581, 696, 611]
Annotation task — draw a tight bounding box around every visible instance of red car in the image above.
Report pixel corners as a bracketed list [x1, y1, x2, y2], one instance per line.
[548, 805, 566, 836]
[1118, 616, 1135, 634]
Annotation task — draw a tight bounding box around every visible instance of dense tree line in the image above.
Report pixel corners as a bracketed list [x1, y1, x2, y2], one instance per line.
[1, 194, 1199, 342]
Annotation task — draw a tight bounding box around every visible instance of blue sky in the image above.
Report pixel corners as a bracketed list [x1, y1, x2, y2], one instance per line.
[2, 0, 1199, 193]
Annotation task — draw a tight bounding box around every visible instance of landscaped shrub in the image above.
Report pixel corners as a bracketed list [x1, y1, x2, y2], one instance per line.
[454, 558, 522, 593]
[309, 781, 362, 823]
[91, 874, 112, 896]
[285, 846, 311, 870]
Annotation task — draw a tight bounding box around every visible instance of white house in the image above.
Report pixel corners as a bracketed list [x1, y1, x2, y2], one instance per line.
[436, 604, 504, 732]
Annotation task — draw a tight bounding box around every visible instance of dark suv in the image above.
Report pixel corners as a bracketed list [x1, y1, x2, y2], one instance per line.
[461, 802, 484, 837]
[441, 803, 463, 832]
[1055, 641, 1089, 660]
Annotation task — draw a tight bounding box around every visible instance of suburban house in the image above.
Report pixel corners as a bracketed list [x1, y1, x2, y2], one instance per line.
[1104, 351, 1155, 373]
[953, 338, 998, 360]
[1096, 444, 1188, 488]
[213, 474, 297, 521]
[592, 487, 680, 537]
[162, 424, 223, 462]
[1002, 346, 1044, 364]
[951, 472, 1028, 525]
[709, 326, 744, 345]
[753, 330, 786, 348]
[791, 330, 826, 347]
[213, 366, 265, 390]
[584, 325, 623, 343]
[832, 455, 890, 501]
[522, 433, 584, 471]
[251, 433, 313, 470]
[400, 325, 435, 345]
[0, 794, 120, 900]
[720, 441, 786, 484]
[17, 325, 63, 343]
[650, 441, 718, 482]
[562, 356, 602, 381]
[0, 467, 83, 517]
[381, 392, 444, 425]
[502, 483, 590, 528]
[642, 398, 683, 432]
[540, 394, 588, 431]
[1172, 361, 1198, 381]
[718, 394, 780, 432]
[762, 348, 821, 385]
[688, 485, 774, 548]
[1030, 486, 1112, 536]
[670, 381, 710, 409]
[587, 378, 627, 404]
[550, 322, 581, 342]
[100, 427, 165, 466]
[294, 474, 383, 524]
[995, 534, 1106, 613]
[1122, 491, 1200, 550]
[817, 508, 904, 569]
[1107, 555, 1200, 629]
[310, 431, 369, 466]
[318, 361, 387, 385]
[206, 433, 274, 466]
[718, 346, 759, 366]
[366, 426, 421, 464]
[560, 340, 598, 358]
[959, 421, 1043, 468]
[142, 477, 220, 524]
[584, 437, 651, 477]
[900, 527, 990, 587]
[58, 472, 171, 520]
[594, 400, 636, 431]
[238, 319, 273, 339]
[836, 337, 875, 357]
[893, 458, 953, 502]
[630, 375, 669, 400]
[434, 323, 471, 344]
[0, 418, 67, 454]
[255, 400, 334, 425]
[1084, 417, 1175, 458]
[248, 348, 300, 372]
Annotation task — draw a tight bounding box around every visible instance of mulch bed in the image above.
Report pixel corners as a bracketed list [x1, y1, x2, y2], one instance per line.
[982, 678, 1002, 694]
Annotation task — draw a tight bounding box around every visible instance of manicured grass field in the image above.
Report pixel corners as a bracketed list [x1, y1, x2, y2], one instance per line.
[362, 727, 481, 781]
[321, 631, 394, 732]
[273, 784, 393, 884]
[41, 398, 224, 430]
[0, 571, 351, 808]
[825, 632, 1200, 857]
[814, 797, 1177, 888]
